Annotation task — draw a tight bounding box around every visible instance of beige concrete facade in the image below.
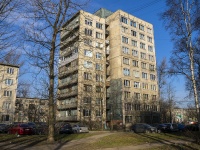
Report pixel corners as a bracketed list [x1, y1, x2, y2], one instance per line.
[14, 97, 49, 123]
[57, 8, 159, 129]
[0, 63, 19, 124]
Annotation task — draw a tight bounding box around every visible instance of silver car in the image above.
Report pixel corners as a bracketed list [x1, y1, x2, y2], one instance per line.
[72, 124, 89, 133]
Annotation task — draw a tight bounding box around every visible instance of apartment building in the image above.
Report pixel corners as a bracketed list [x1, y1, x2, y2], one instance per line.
[57, 8, 159, 129]
[0, 63, 19, 124]
[14, 97, 49, 123]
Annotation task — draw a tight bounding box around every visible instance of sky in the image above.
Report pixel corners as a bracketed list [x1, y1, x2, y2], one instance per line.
[85, 0, 189, 106]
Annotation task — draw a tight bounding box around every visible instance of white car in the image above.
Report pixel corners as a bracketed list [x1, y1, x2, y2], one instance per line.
[72, 124, 89, 133]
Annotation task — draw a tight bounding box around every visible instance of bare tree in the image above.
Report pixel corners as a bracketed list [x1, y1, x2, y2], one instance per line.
[161, 0, 200, 125]
[22, 0, 89, 143]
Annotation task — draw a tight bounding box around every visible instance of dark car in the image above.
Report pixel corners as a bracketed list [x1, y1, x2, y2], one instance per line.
[59, 124, 73, 134]
[184, 124, 199, 131]
[156, 124, 168, 133]
[164, 123, 179, 132]
[34, 122, 48, 135]
[177, 123, 185, 131]
[8, 123, 34, 136]
[131, 123, 157, 133]
[0, 124, 8, 133]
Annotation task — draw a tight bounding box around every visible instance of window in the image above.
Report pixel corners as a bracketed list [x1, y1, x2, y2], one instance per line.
[1, 115, 9, 121]
[134, 93, 140, 100]
[142, 72, 148, 79]
[96, 74, 103, 82]
[122, 46, 129, 54]
[4, 91, 12, 97]
[83, 109, 91, 116]
[96, 86, 103, 93]
[151, 84, 156, 91]
[83, 84, 92, 92]
[96, 98, 102, 105]
[5, 79, 13, 85]
[84, 61, 92, 68]
[134, 81, 140, 88]
[85, 28, 92, 36]
[139, 33, 145, 40]
[3, 102, 11, 109]
[121, 26, 128, 33]
[96, 52, 102, 59]
[96, 109, 101, 117]
[141, 52, 146, 59]
[96, 22, 103, 29]
[132, 60, 139, 67]
[132, 40, 137, 47]
[134, 104, 140, 110]
[123, 57, 129, 65]
[85, 19, 92, 26]
[96, 32, 103, 39]
[148, 45, 153, 52]
[143, 94, 149, 100]
[152, 95, 157, 101]
[132, 50, 138, 57]
[131, 30, 137, 37]
[149, 55, 154, 61]
[141, 62, 147, 69]
[83, 97, 91, 104]
[123, 68, 130, 76]
[140, 42, 145, 49]
[133, 70, 140, 78]
[84, 39, 92, 46]
[121, 16, 128, 24]
[150, 74, 156, 80]
[124, 91, 131, 98]
[147, 36, 153, 43]
[130, 20, 137, 27]
[96, 42, 103, 48]
[125, 103, 133, 111]
[149, 64, 155, 71]
[96, 63, 102, 70]
[125, 116, 132, 123]
[122, 36, 128, 43]
[144, 105, 150, 110]
[7, 68, 14, 74]
[84, 50, 92, 57]
[139, 24, 144, 31]
[147, 28, 152, 34]
[84, 72, 92, 80]
[124, 80, 130, 87]
[142, 83, 148, 89]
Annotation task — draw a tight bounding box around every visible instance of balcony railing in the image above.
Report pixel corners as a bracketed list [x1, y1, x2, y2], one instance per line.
[57, 102, 77, 109]
[58, 78, 78, 89]
[58, 89, 78, 99]
[59, 66, 78, 78]
[56, 115, 77, 121]
[59, 53, 78, 67]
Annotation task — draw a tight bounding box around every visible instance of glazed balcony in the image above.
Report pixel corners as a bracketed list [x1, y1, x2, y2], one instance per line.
[59, 66, 78, 79]
[58, 89, 78, 99]
[58, 78, 78, 89]
[59, 53, 78, 67]
[57, 102, 77, 109]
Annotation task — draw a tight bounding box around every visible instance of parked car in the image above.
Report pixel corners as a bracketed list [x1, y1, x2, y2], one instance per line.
[131, 123, 157, 133]
[0, 124, 8, 133]
[163, 123, 179, 132]
[184, 124, 199, 131]
[59, 124, 73, 134]
[72, 124, 89, 133]
[8, 123, 34, 136]
[155, 124, 168, 133]
[177, 123, 185, 131]
[34, 122, 48, 135]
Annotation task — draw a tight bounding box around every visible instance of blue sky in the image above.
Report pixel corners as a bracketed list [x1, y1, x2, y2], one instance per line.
[86, 0, 189, 105]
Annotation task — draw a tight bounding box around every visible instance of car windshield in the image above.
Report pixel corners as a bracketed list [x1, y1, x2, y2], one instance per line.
[20, 124, 29, 127]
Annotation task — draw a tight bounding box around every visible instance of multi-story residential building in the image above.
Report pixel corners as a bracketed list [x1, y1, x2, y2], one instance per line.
[57, 8, 160, 129]
[14, 97, 49, 123]
[0, 63, 19, 124]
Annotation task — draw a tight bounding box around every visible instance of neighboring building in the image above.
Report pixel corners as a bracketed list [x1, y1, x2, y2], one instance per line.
[0, 63, 19, 124]
[14, 97, 49, 123]
[57, 8, 159, 129]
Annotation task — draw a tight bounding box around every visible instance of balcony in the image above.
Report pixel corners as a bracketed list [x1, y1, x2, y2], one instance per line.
[59, 66, 78, 78]
[105, 40, 109, 45]
[58, 78, 78, 89]
[58, 89, 78, 99]
[59, 53, 78, 67]
[61, 23, 79, 40]
[57, 115, 77, 121]
[106, 47, 109, 55]
[57, 102, 77, 109]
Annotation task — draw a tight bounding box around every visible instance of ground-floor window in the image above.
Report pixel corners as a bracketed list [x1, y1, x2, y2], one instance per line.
[125, 116, 132, 123]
